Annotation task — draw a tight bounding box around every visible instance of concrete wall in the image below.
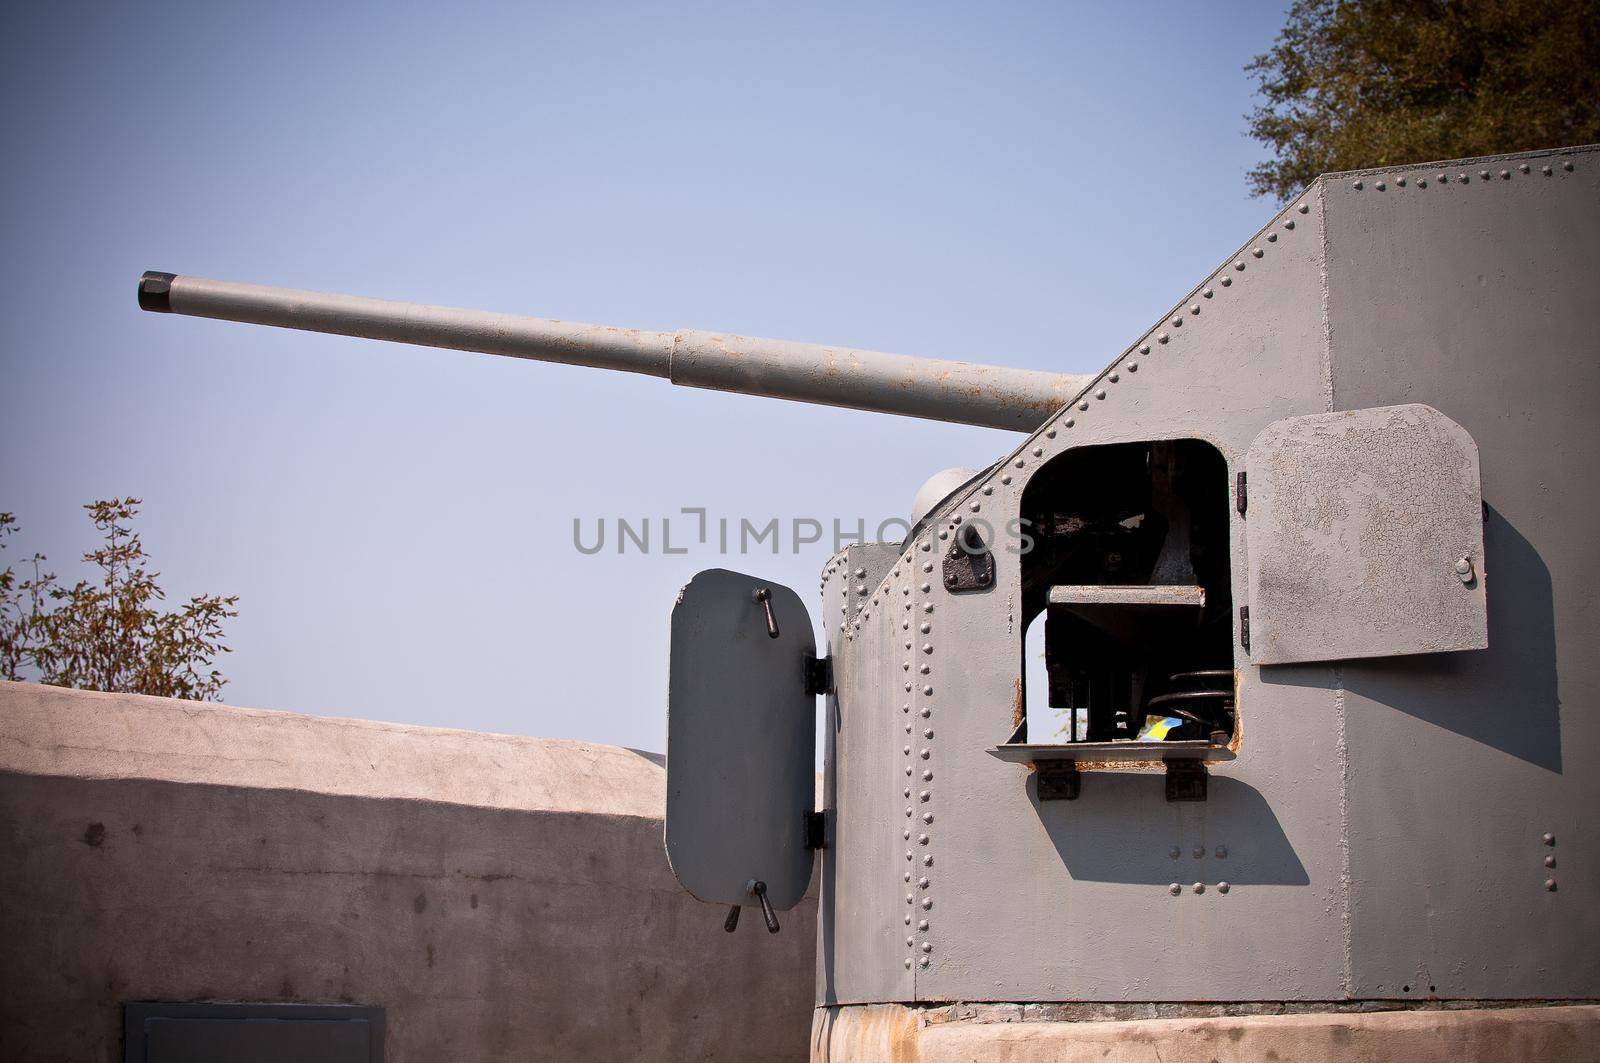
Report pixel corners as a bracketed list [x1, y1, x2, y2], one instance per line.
[0, 683, 816, 1062]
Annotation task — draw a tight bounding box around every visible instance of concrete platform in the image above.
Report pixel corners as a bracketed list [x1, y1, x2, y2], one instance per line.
[811, 1001, 1600, 1062]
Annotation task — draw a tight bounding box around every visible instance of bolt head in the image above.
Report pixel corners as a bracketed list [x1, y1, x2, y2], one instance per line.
[1215, 846, 1228, 859]
[1543, 832, 1556, 845]
[1193, 882, 1205, 894]
[1169, 846, 1181, 859]
[1168, 883, 1182, 896]
[1545, 879, 1558, 891]
[1545, 855, 1556, 868]
[1218, 882, 1230, 894]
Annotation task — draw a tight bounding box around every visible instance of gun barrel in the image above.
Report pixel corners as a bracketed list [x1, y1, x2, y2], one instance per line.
[139, 272, 1086, 431]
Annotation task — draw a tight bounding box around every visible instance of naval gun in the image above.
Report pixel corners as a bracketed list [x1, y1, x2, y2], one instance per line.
[139, 144, 1600, 1062]
[136, 271, 1088, 432]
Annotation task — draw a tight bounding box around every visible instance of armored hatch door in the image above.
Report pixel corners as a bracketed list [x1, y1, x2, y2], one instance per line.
[1245, 404, 1487, 665]
[667, 568, 817, 911]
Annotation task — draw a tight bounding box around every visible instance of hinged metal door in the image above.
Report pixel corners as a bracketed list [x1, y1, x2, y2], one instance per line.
[667, 568, 816, 910]
[1245, 404, 1488, 665]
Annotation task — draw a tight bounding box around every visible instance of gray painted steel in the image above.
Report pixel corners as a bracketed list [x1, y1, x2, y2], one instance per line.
[1245, 405, 1487, 665]
[144, 274, 1086, 431]
[810, 144, 1596, 1005]
[666, 569, 815, 911]
[1322, 151, 1599, 1000]
[817, 544, 913, 1004]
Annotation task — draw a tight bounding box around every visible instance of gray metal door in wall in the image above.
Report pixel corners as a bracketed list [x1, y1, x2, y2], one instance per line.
[1245, 404, 1488, 665]
[124, 1003, 383, 1063]
[666, 568, 816, 913]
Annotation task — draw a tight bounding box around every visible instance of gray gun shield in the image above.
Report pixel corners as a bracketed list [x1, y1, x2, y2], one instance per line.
[666, 568, 816, 910]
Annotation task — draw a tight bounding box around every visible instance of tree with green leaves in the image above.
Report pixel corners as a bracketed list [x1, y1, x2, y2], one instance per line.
[1246, 0, 1600, 201]
[1, 499, 238, 701]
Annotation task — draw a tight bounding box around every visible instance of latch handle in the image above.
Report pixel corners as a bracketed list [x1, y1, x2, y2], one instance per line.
[725, 880, 781, 934]
[751, 879, 781, 933]
[752, 588, 780, 639]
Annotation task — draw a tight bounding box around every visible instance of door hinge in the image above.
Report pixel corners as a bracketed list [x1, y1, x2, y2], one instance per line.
[1239, 606, 1251, 653]
[1235, 470, 1248, 516]
[804, 655, 833, 696]
[805, 811, 827, 850]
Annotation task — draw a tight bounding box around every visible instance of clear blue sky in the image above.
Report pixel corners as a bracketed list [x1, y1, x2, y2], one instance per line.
[2, 1, 1291, 752]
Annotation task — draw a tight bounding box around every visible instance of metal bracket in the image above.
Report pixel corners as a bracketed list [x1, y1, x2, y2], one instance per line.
[1239, 606, 1250, 654]
[1165, 760, 1208, 802]
[1036, 760, 1081, 801]
[942, 523, 995, 593]
[804, 655, 833, 696]
[805, 810, 827, 850]
[1235, 470, 1248, 516]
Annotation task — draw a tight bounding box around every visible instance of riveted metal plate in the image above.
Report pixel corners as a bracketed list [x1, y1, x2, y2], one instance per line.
[667, 568, 816, 910]
[941, 524, 994, 593]
[1245, 404, 1487, 665]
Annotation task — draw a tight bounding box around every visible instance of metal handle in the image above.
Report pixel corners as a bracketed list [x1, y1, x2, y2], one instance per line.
[753, 588, 779, 639]
[752, 880, 780, 934]
[723, 905, 741, 933]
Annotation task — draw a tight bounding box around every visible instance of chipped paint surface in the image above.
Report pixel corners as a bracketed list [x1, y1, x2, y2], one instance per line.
[1245, 404, 1487, 664]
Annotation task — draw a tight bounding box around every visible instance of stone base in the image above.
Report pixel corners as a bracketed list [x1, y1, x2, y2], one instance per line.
[811, 1002, 1600, 1062]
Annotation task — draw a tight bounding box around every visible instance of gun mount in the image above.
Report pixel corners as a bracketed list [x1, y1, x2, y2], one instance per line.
[131, 145, 1600, 1062]
[137, 272, 1087, 431]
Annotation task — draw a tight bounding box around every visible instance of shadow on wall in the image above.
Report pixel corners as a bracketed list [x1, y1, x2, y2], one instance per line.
[1265, 505, 1561, 773]
[1347, 506, 1560, 772]
[1031, 772, 1310, 886]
